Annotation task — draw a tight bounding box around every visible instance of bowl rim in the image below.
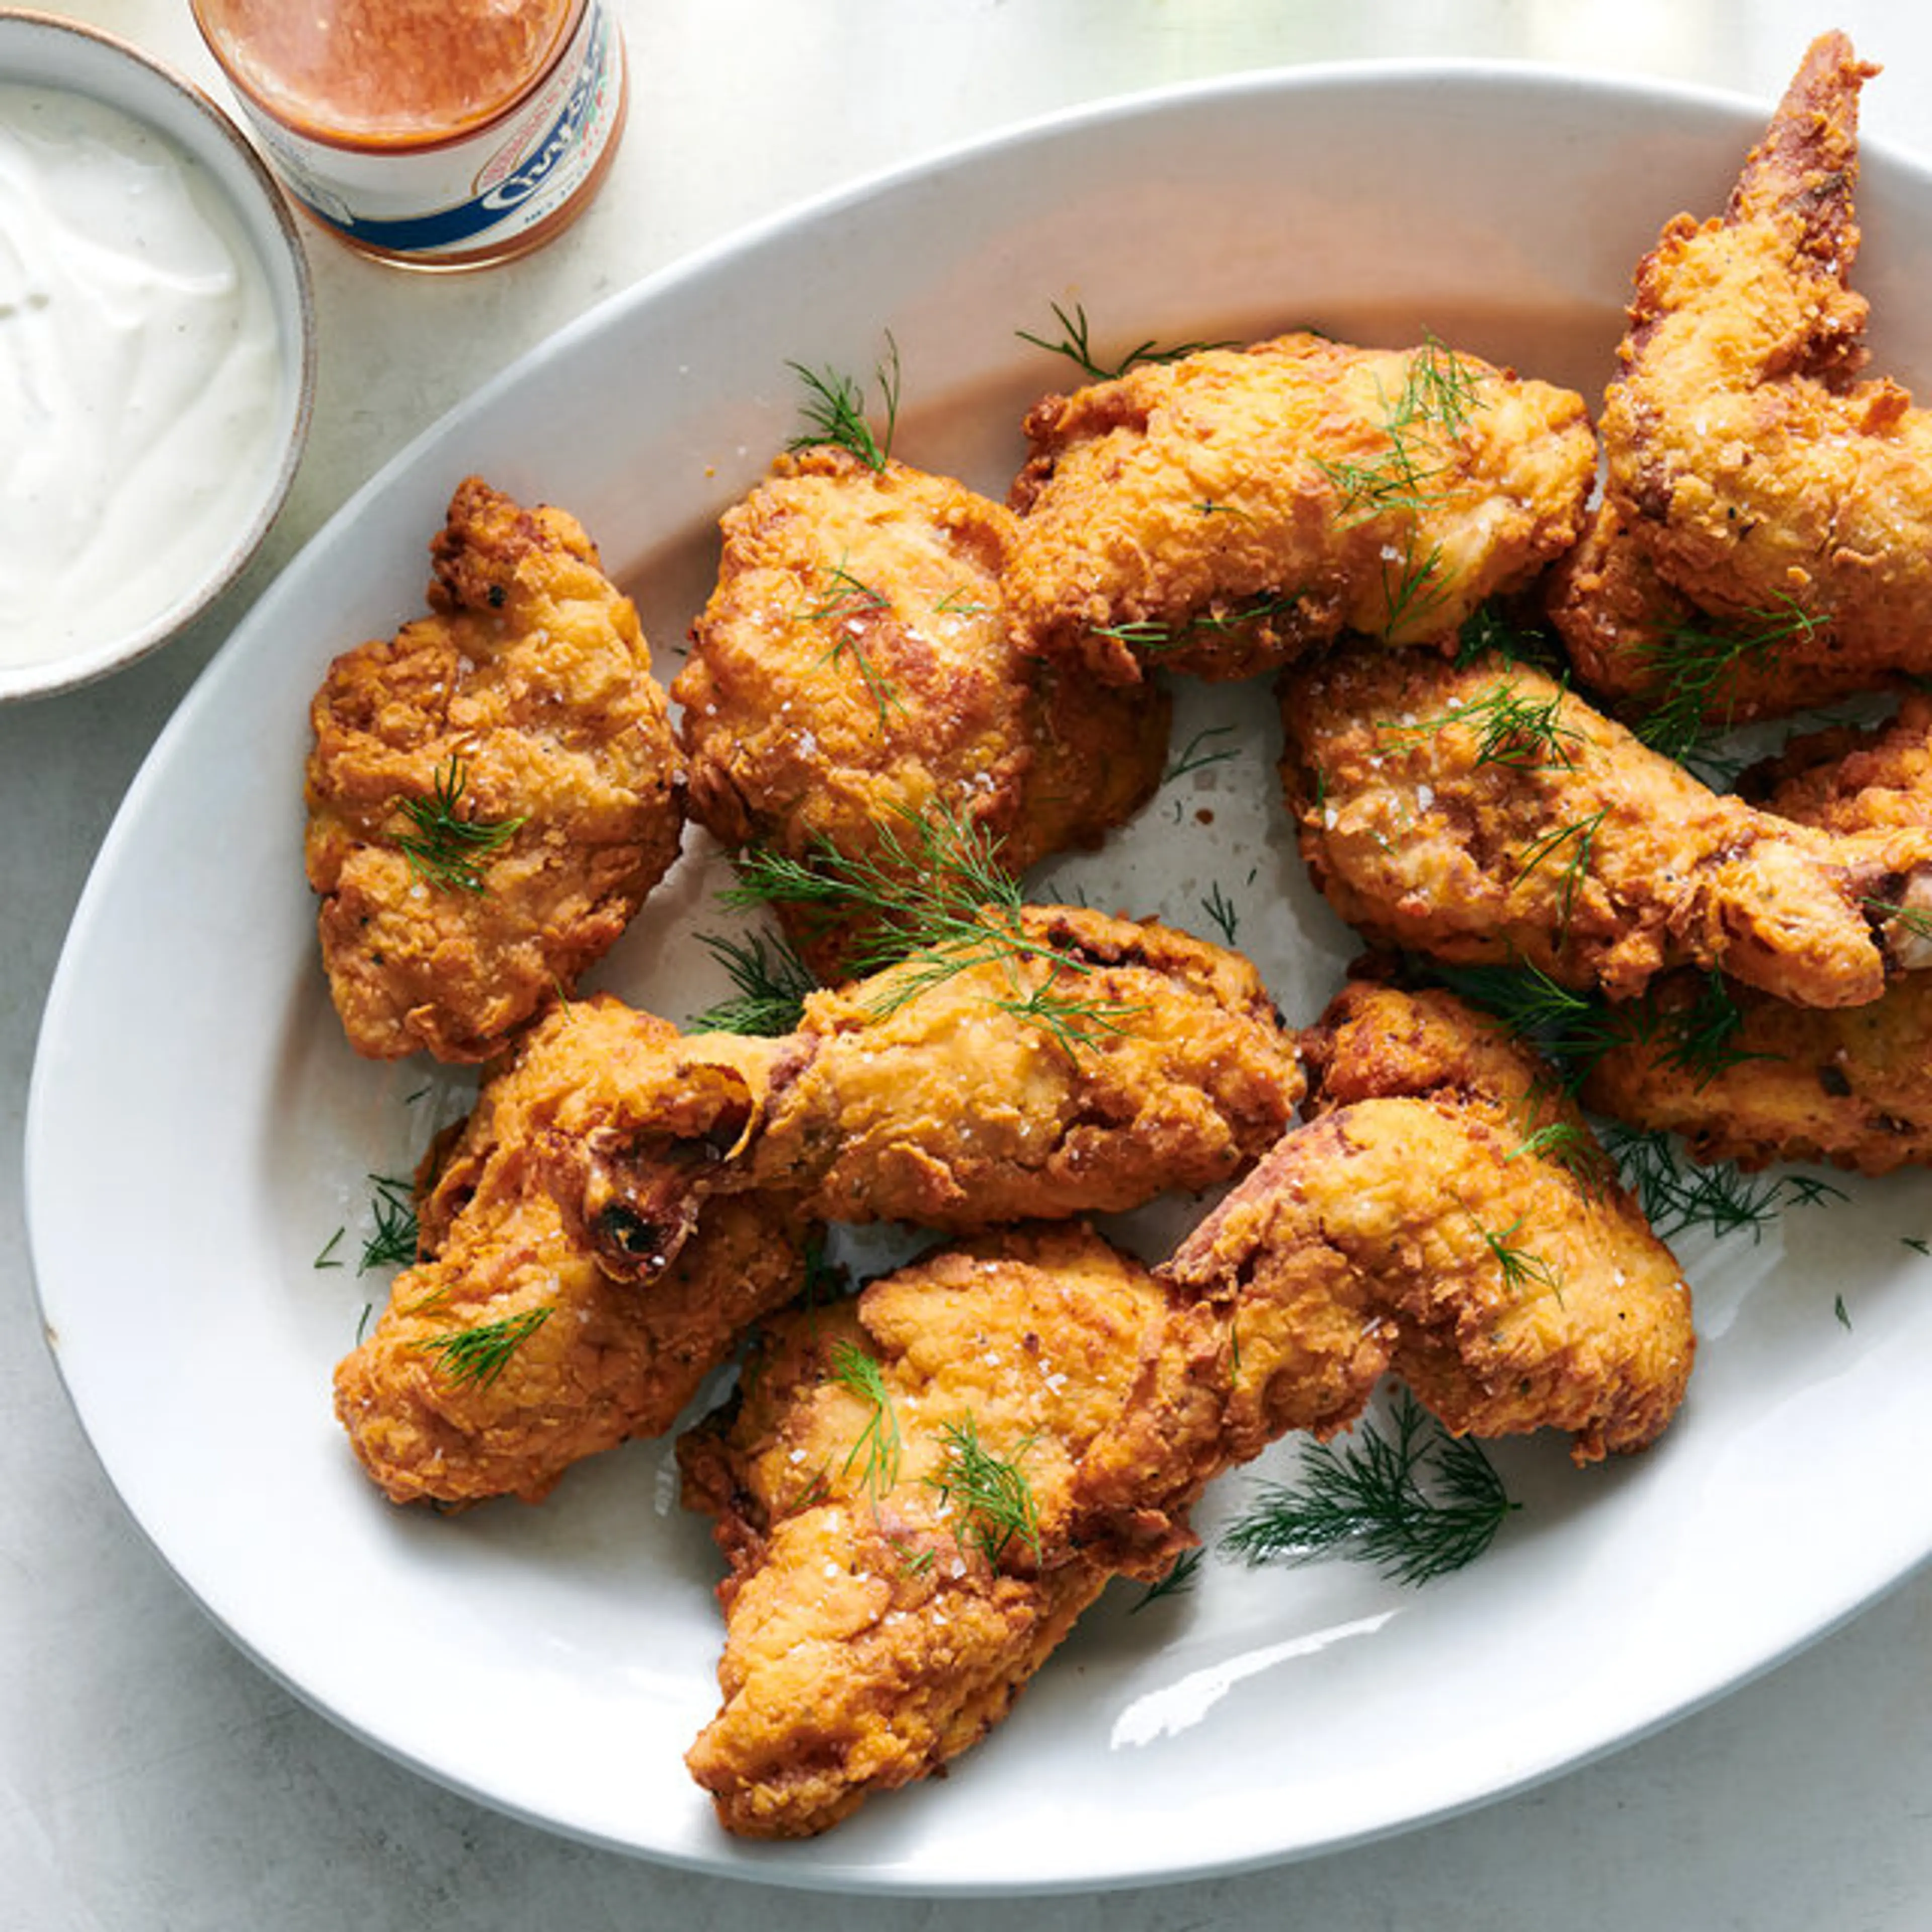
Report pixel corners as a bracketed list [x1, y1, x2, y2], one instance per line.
[0, 6, 317, 704]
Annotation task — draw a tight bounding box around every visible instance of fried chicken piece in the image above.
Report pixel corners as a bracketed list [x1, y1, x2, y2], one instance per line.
[1075, 980, 1696, 1571]
[678, 1224, 1167, 1838]
[1549, 35, 1932, 723]
[1277, 646, 1932, 1009]
[305, 477, 686, 1062]
[1004, 331, 1595, 684]
[674, 449, 1169, 978]
[546, 905, 1304, 1280]
[334, 997, 811, 1505]
[1582, 965, 1932, 1174]
[1583, 695, 1932, 1173]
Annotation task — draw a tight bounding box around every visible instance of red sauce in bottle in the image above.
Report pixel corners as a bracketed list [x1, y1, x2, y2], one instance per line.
[193, 0, 626, 270]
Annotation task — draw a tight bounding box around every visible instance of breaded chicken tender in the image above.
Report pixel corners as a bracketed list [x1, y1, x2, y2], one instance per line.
[542, 906, 1304, 1281]
[1277, 646, 1932, 1009]
[334, 997, 811, 1505]
[674, 449, 1169, 977]
[1005, 331, 1595, 683]
[678, 1224, 1167, 1838]
[1550, 35, 1932, 724]
[1074, 981, 1695, 1571]
[305, 477, 685, 1062]
[1584, 696, 1932, 1173]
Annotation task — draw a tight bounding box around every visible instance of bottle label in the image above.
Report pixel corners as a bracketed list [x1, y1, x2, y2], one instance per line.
[230, 1, 623, 262]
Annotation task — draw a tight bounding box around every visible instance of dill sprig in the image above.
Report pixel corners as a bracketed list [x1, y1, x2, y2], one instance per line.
[1455, 602, 1566, 672]
[1314, 334, 1484, 631]
[1430, 960, 1636, 1087]
[1129, 1547, 1205, 1614]
[1163, 724, 1239, 784]
[1507, 1115, 1617, 1195]
[1389, 677, 1583, 771]
[418, 1307, 550, 1389]
[1470, 1211, 1563, 1300]
[1222, 1392, 1516, 1586]
[1633, 598, 1825, 766]
[1601, 1126, 1845, 1242]
[1092, 590, 1303, 660]
[1015, 299, 1233, 382]
[721, 802, 1128, 1051]
[786, 336, 901, 472]
[831, 1340, 903, 1500]
[927, 1415, 1040, 1564]
[689, 927, 818, 1036]
[793, 555, 904, 733]
[394, 757, 526, 895]
[359, 1173, 419, 1272]
[1514, 806, 1607, 932]
[1200, 880, 1240, 945]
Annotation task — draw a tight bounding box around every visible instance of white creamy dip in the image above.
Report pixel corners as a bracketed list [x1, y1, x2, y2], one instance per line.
[0, 82, 287, 671]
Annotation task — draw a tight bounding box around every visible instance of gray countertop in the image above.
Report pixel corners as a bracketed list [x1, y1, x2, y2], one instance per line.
[10, 4, 1932, 1925]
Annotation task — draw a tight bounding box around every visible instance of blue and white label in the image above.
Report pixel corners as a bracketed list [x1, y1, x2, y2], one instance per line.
[234, 2, 624, 264]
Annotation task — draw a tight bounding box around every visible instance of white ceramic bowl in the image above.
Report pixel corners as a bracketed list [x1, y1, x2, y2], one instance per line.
[0, 9, 313, 702]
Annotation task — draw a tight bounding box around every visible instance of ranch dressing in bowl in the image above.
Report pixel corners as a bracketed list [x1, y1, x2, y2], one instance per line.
[0, 80, 289, 679]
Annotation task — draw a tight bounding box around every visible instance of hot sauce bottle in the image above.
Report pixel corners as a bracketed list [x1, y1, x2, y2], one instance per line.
[191, 0, 627, 271]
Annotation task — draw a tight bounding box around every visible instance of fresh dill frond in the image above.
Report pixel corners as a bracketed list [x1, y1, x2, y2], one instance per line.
[1430, 959, 1637, 1086]
[1835, 1294, 1853, 1330]
[1862, 896, 1932, 946]
[314, 1227, 346, 1270]
[786, 335, 901, 471]
[1905, 1237, 1932, 1258]
[1129, 1547, 1205, 1614]
[1601, 1127, 1842, 1243]
[394, 756, 526, 895]
[1632, 597, 1824, 766]
[1648, 970, 1765, 1089]
[1015, 299, 1232, 382]
[1390, 677, 1582, 771]
[1163, 724, 1239, 783]
[1200, 880, 1240, 945]
[1094, 591, 1301, 660]
[1470, 1211, 1563, 1300]
[1507, 1116, 1616, 1194]
[1399, 330, 1483, 439]
[831, 1340, 903, 1500]
[721, 802, 1125, 1052]
[1221, 1392, 1516, 1586]
[1513, 807, 1606, 932]
[1455, 601, 1565, 672]
[359, 1173, 419, 1273]
[419, 1307, 550, 1388]
[689, 927, 818, 1036]
[928, 1415, 1040, 1564]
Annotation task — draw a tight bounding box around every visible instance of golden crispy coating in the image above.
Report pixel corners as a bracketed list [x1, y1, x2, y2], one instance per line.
[305, 477, 686, 1062]
[1075, 982, 1695, 1570]
[674, 449, 1169, 977]
[333, 998, 811, 1505]
[1550, 35, 1932, 722]
[1582, 967, 1932, 1174]
[1277, 646, 1932, 1008]
[550, 906, 1305, 1280]
[678, 1225, 1168, 1838]
[1583, 697, 1932, 1173]
[1004, 331, 1595, 683]
[1742, 691, 1932, 834]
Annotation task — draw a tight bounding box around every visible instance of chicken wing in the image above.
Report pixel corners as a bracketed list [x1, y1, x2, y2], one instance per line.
[546, 905, 1305, 1281]
[305, 477, 686, 1062]
[334, 996, 812, 1505]
[1005, 331, 1595, 683]
[678, 1224, 1166, 1838]
[1074, 979, 1695, 1571]
[1277, 646, 1932, 1008]
[674, 448, 1169, 977]
[1548, 34, 1932, 725]
[1582, 695, 1932, 1172]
